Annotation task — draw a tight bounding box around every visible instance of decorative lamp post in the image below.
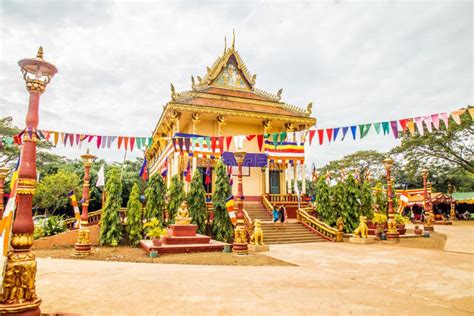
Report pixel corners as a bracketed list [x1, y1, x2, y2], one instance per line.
[0, 167, 9, 217]
[447, 183, 456, 221]
[75, 150, 96, 256]
[232, 151, 248, 255]
[383, 158, 399, 241]
[421, 169, 434, 232]
[0, 47, 57, 315]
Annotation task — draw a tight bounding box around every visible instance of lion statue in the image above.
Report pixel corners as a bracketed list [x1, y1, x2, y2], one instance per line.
[353, 216, 368, 238]
[250, 219, 264, 245]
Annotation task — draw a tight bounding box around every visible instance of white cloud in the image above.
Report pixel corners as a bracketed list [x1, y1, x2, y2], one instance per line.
[1, 0, 472, 166]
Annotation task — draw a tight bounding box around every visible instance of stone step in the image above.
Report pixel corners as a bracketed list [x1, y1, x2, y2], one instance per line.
[265, 237, 325, 243]
[264, 235, 325, 241]
[266, 239, 325, 245]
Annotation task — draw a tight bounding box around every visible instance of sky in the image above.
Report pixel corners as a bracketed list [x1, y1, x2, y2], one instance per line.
[0, 0, 472, 167]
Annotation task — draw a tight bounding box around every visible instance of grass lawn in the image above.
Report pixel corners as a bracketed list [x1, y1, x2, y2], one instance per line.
[33, 246, 294, 266]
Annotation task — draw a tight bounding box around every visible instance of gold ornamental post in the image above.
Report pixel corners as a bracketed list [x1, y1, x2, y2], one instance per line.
[75, 150, 96, 256]
[447, 183, 456, 221]
[421, 169, 434, 232]
[0, 47, 58, 315]
[232, 151, 248, 255]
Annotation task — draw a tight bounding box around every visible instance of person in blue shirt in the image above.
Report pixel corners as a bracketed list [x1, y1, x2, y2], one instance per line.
[272, 204, 280, 229]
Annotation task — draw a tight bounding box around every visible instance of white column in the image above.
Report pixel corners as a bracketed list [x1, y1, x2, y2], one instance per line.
[302, 164, 306, 195]
[287, 166, 292, 194]
[265, 166, 270, 194]
[173, 152, 179, 176]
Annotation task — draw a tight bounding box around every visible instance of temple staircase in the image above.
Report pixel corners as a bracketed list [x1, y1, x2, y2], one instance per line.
[244, 202, 327, 244]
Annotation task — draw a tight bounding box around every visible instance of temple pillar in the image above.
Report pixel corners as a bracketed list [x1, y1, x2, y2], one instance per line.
[293, 162, 298, 194]
[301, 164, 306, 195]
[233, 151, 248, 255]
[286, 166, 292, 194]
[191, 113, 201, 175]
[265, 165, 270, 194]
[173, 152, 179, 177]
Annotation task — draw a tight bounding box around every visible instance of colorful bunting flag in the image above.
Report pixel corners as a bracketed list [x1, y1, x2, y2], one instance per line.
[326, 128, 333, 143]
[333, 127, 340, 141]
[390, 121, 398, 139]
[341, 127, 349, 140]
[317, 129, 324, 145]
[350, 126, 357, 140]
[414, 117, 424, 136]
[373, 122, 381, 135]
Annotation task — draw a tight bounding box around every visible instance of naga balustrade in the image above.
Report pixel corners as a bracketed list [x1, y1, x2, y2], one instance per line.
[64, 208, 127, 230]
[242, 209, 254, 241]
[296, 208, 338, 241]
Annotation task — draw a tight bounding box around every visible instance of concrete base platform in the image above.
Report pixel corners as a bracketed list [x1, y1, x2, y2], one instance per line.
[140, 239, 226, 255]
[248, 244, 270, 252]
[349, 237, 375, 244]
[163, 234, 211, 245]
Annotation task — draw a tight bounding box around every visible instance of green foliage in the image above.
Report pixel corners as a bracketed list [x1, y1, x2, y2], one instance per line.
[339, 175, 361, 232]
[212, 160, 234, 242]
[315, 177, 332, 223]
[33, 170, 81, 216]
[126, 183, 143, 246]
[33, 215, 67, 239]
[394, 214, 405, 225]
[99, 167, 123, 246]
[358, 180, 374, 219]
[373, 183, 388, 211]
[167, 175, 185, 224]
[143, 217, 166, 239]
[391, 107, 473, 174]
[144, 173, 166, 222]
[187, 170, 208, 234]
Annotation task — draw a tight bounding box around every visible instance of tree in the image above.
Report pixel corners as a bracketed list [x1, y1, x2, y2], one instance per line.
[320, 150, 387, 184]
[33, 169, 81, 216]
[187, 170, 208, 234]
[391, 107, 473, 173]
[315, 177, 332, 223]
[100, 167, 123, 246]
[212, 160, 234, 242]
[167, 175, 185, 224]
[126, 183, 143, 246]
[357, 180, 374, 219]
[144, 173, 166, 222]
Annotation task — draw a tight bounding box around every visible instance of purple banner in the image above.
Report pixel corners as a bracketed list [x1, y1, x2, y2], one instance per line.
[222, 152, 267, 167]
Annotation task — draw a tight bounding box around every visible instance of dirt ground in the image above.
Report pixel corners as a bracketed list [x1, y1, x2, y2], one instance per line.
[33, 246, 293, 266]
[378, 231, 447, 250]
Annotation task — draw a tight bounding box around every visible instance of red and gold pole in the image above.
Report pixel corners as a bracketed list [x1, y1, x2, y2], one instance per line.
[0, 167, 9, 217]
[0, 47, 57, 315]
[421, 169, 434, 232]
[383, 158, 399, 241]
[232, 151, 248, 255]
[75, 150, 95, 256]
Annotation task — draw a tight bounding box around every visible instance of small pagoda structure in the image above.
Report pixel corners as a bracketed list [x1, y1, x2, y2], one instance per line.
[146, 32, 316, 216]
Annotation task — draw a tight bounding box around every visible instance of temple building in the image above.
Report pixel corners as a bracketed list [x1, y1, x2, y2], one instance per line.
[146, 34, 316, 205]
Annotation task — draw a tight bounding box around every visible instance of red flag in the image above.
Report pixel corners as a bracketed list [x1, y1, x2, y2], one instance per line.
[129, 137, 135, 151]
[124, 137, 129, 151]
[326, 128, 333, 143]
[246, 135, 256, 141]
[399, 119, 408, 134]
[75, 134, 81, 144]
[257, 135, 264, 152]
[317, 129, 324, 145]
[69, 133, 74, 146]
[118, 136, 123, 149]
[211, 137, 217, 153]
[309, 130, 316, 145]
[226, 136, 233, 151]
[218, 136, 224, 153]
[96, 136, 102, 149]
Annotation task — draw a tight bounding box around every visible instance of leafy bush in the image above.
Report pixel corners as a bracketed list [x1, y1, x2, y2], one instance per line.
[143, 217, 167, 239]
[33, 215, 66, 239]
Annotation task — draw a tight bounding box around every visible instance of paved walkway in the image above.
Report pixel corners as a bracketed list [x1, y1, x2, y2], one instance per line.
[36, 241, 473, 315]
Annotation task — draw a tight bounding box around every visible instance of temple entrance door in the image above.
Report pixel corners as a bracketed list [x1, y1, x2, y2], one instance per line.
[198, 167, 212, 193]
[269, 170, 280, 194]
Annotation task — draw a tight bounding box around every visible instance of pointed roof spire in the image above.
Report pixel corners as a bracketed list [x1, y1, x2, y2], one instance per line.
[36, 46, 44, 59]
[223, 36, 227, 56]
[231, 29, 235, 50]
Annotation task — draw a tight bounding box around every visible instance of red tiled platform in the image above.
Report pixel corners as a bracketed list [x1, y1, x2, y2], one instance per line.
[140, 239, 226, 254]
[169, 224, 198, 236]
[163, 234, 211, 245]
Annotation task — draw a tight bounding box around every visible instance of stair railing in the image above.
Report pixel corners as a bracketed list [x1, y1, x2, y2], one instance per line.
[261, 194, 274, 216]
[297, 207, 338, 241]
[242, 209, 254, 241]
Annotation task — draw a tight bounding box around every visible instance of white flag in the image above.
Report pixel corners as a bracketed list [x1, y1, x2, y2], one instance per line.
[96, 164, 105, 187]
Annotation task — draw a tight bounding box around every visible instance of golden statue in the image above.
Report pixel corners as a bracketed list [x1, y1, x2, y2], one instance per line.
[250, 219, 264, 245]
[175, 201, 192, 225]
[353, 216, 368, 238]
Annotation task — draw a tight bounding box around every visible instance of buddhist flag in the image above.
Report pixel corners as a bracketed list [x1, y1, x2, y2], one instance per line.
[96, 164, 105, 187]
[67, 191, 81, 227]
[139, 158, 148, 181]
[225, 195, 237, 225]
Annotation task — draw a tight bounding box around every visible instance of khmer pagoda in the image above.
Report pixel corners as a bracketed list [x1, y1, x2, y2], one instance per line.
[145, 32, 316, 212]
